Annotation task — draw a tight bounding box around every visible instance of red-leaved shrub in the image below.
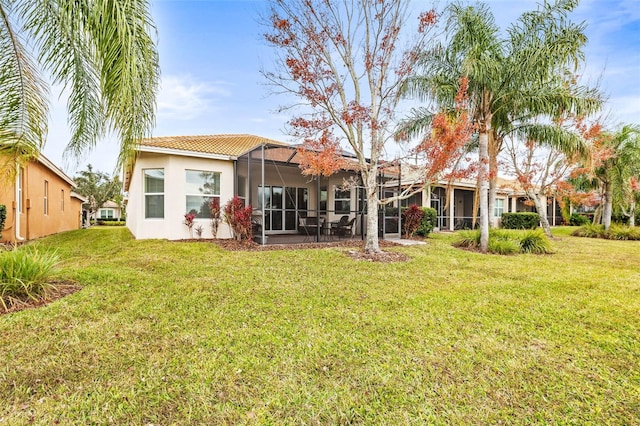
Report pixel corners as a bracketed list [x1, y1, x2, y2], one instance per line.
[223, 197, 253, 241]
[402, 204, 424, 238]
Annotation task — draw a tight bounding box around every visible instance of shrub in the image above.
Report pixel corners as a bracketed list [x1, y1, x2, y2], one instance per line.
[0, 204, 6, 238]
[571, 223, 605, 238]
[0, 246, 60, 311]
[416, 207, 437, 236]
[224, 196, 253, 241]
[210, 198, 222, 239]
[519, 229, 553, 254]
[604, 224, 640, 241]
[184, 212, 196, 238]
[452, 230, 481, 248]
[98, 221, 125, 227]
[488, 238, 520, 255]
[501, 212, 540, 229]
[401, 205, 424, 238]
[569, 213, 590, 226]
[453, 229, 552, 255]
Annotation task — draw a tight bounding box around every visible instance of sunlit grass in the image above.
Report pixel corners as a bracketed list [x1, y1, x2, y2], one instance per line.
[1, 227, 639, 424]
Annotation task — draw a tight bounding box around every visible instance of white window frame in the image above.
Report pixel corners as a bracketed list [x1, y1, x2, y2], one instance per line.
[144, 168, 165, 219]
[334, 187, 351, 214]
[185, 170, 221, 219]
[494, 198, 505, 217]
[44, 180, 49, 215]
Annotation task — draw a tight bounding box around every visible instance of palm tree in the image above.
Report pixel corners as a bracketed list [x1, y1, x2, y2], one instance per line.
[0, 0, 159, 176]
[400, 0, 601, 251]
[596, 125, 640, 229]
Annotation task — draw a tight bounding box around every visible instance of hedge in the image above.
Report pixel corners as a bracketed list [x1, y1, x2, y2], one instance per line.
[501, 212, 539, 229]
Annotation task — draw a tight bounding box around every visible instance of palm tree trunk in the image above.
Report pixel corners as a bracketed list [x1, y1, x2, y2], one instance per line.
[479, 129, 490, 252]
[527, 189, 552, 237]
[488, 135, 499, 228]
[602, 181, 613, 230]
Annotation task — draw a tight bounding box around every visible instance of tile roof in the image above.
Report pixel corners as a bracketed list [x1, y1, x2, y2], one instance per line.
[138, 134, 289, 157]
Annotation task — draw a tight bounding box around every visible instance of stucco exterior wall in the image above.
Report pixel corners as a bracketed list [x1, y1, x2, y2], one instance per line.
[126, 152, 235, 240]
[0, 159, 82, 243]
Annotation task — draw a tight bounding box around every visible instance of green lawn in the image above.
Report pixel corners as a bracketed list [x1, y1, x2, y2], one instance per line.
[1, 227, 639, 424]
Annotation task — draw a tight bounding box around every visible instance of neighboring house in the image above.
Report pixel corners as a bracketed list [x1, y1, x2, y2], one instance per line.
[96, 200, 123, 221]
[0, 153, 85, 244]
[124, 134, 561, 242]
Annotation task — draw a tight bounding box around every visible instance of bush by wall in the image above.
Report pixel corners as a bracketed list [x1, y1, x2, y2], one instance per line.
[401, 205, 423, 238]
[501, 212, 539, 229]
[0, 205, 6, 238]
[569, 212, 590, 226]
[416, 207, 437, 236]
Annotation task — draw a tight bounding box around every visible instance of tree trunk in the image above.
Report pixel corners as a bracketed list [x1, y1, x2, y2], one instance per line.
[488, 135, 499, 229]
[478, 129, 490, 253]
[630, 200, 636, 227]
[364, 170, 381, 253]
[527, 190, 552, 237]
[602, 181, 613, 230]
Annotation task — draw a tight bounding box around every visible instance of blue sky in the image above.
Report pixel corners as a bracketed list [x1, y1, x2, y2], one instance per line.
[43, 0, 640, 175]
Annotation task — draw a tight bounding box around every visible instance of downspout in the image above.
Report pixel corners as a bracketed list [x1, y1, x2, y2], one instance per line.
[15, 164, 24, 242]
[261, 144, 266, 245]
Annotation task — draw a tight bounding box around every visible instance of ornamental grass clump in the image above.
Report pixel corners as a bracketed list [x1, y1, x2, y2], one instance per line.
[571, 223, 605, 238]
[453, 229, 553, 255]
[0, 246, 60, 311]
[604, 224, 640, 241]
[519, 229, 553, 254]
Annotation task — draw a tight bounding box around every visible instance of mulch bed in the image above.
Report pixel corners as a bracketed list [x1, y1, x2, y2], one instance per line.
[208, 239, 411, 263]
[0, 281, 82, 316]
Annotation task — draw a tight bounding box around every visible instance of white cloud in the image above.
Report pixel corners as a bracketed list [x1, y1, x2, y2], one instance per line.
[157, 75, 232, 120]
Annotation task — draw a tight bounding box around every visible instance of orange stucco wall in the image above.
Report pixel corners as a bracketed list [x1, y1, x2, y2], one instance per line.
[0, 160, 82, 243]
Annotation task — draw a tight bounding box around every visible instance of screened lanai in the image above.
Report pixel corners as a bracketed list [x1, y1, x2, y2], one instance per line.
[235, 143, 403, 244]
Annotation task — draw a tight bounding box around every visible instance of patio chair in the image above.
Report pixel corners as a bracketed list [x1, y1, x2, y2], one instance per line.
[333, 216, 356, 238]
[330, 215, 349, 236]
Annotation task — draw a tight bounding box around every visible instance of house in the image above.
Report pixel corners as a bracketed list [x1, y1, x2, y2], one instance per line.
[124, 134, 367, 241]
[123, 134, 561, 242]
[96, 200, 123, 221]
[0, 153, 85, 244]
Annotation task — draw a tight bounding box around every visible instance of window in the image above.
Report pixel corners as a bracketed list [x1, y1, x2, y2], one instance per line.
[44, 180, 49, 215]
[319, 187, 327, 213]
[186, 170, 220, 218]
[144, 169, 164, 219]
[17, 168, 23, 213]
[100, 209, 114, 219]
[494, 198, 505, 217]
[334, 188, 351, 214]
[61, 189, 65, 211]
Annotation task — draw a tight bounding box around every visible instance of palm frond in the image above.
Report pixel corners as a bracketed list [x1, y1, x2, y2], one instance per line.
[0, 2, 48, 173]
[513, 123, 586, 157]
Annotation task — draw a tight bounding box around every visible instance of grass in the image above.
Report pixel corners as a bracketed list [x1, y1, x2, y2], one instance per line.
[0, 246, 60, 311]
[1, 227, 639, 424]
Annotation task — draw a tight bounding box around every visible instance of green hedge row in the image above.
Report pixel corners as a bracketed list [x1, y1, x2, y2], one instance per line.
[501, 212, 540, 229]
